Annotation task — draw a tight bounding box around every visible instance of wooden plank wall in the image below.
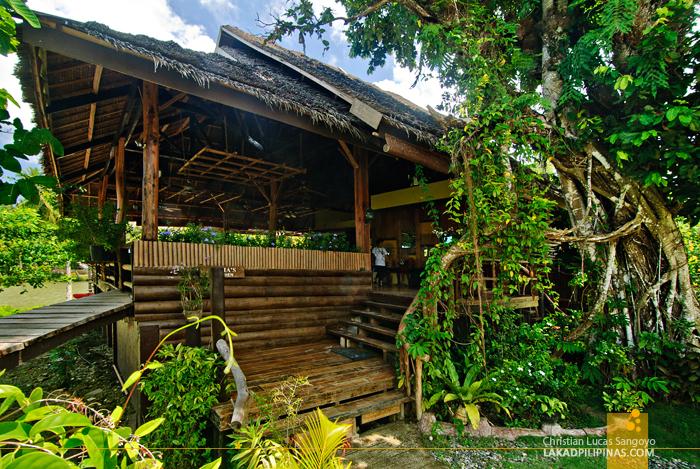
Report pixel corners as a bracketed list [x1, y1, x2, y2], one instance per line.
[133, 241, 371, 271]
[132, 267, 372, 348]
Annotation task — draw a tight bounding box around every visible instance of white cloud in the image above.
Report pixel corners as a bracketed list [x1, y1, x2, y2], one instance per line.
[27, 0, 216, 52]
[373, 63, 445, 110]
[198, 0, 240, 28]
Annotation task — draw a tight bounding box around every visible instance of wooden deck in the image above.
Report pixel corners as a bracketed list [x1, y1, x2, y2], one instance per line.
[210, 338, 409, 433]
[0, 290, 133, 370]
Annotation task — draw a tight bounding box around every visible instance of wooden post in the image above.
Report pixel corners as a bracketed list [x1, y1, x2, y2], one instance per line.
[98, 174, 108, 209]
[185, 322, 201, 347]
[115, 137, 126, 223]
[210, 267, 227, 401]
[142, 81, 159, 241]
[353, 146, 370, 253]
[269, 180, 278, 232]
[210, 267, 225, 346]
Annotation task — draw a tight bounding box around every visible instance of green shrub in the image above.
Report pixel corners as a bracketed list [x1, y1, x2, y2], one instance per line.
[140, 344, 222, 469]
[157, 224, 358, 252]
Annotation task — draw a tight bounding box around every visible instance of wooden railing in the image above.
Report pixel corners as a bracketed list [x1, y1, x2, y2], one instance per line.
[132, 241, 370, 271]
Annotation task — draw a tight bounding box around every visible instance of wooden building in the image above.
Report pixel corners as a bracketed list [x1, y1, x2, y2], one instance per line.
[15, 13, 461, 432]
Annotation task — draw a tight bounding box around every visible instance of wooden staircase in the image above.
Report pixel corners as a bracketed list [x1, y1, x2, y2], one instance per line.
[327, 293, 413, 358]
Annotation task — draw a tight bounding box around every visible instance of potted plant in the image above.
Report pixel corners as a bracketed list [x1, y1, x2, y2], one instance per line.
[172, 263, 210, 321]
[58, 199, 129, 262]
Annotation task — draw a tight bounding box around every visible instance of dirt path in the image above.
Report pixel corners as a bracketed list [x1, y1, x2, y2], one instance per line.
[346, 421, 448, 469]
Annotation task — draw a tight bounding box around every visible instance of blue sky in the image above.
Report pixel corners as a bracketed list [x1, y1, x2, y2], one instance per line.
[0, 0, 443, 173]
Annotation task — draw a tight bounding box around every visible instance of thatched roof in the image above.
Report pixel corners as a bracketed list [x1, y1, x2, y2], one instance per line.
[220, 26, 442, 142]
[14, 13, 448, 229]
[21, 15, 442, 146]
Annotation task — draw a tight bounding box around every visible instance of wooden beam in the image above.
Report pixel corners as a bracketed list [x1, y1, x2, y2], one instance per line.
[338, 140, 358, 169]
[353, 146, 369, 253]
[159, 91, 186, 112]
[81, 102, 97, 182]
[44, 84, 131, 114]
[383, 134, 450, 174]
[142, 81, 159, 241]
[92, 65, 103, 94]
[115, 137, 126, 223]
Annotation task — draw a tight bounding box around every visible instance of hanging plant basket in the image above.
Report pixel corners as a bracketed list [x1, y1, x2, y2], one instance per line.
[183, 307, 203, 322]
[173, 264, 209, 323]
[181, 293, 203, 322]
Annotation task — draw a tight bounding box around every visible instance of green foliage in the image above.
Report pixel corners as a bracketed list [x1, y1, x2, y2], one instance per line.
[291, 408, 350, 469]
[0, 0, 60, 204]
[254, 375, 311, 443]
[561, 0, 700, 222]
[678, 218, 699, 291]
[229, 418, 287, 469]
[0, 204, 70, 292]
[602, 376, 669, 412]
[228, 409, 350, 469]
[0, 112, 62, 207]
[57, 199, 129, 260]
[158, 224, 358, 252]
[0, 370, 172, 469]
[140, 344, 222, 469]
[428, 359, 510, 430]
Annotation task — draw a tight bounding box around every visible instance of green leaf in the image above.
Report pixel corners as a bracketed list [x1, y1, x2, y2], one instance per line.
[28, 174, 57, 188]
[111, 406, 123, 424]
[7, 0, 40, 28]
[666, 107, 679, 121]
[122, 369, 143, 391]
[617, 151, 629, 161]
[198, 458, 222, 469]
[17, 178, 39, 204]
[134, 418, 164, 438]
[443, 393, 458, 403]
[29, 412, 92, 437]
[0, 421, 31, 440]
[0, 151, 21, 173]
[4, 452, 73, 469]
[463, 403, 481, 430]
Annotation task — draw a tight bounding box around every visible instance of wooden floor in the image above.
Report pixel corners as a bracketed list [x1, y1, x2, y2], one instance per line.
[211, 338, 410, 432]
[0, 289, 133, 369]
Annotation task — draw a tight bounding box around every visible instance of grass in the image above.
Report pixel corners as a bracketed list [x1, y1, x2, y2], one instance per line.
[648, 401, 700, 466]
[426, 402, 700, 469]
[0, 304, 43, 317]
[0, 305, 21, 317]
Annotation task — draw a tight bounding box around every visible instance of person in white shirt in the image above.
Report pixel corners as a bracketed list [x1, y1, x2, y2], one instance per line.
[372, 240, 390, 286]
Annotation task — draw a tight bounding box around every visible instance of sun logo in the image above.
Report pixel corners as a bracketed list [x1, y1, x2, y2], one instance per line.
[626, 409, 642, 433]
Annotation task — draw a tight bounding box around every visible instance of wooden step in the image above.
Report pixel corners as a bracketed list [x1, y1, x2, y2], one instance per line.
[349, 309, 402, 323]
[212, 389, 411, 433]
[338, 320, 397, 338]
[359, 300, 408, 312]
[327, 329, 398, 352]
[212, 358, 397, 430]
[270, 390, 411, 434]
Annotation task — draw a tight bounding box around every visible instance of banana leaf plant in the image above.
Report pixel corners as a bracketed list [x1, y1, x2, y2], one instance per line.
[428, 359, 511, 430]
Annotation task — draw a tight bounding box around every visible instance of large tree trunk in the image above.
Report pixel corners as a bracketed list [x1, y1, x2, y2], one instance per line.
[540, 1, 700, 341]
